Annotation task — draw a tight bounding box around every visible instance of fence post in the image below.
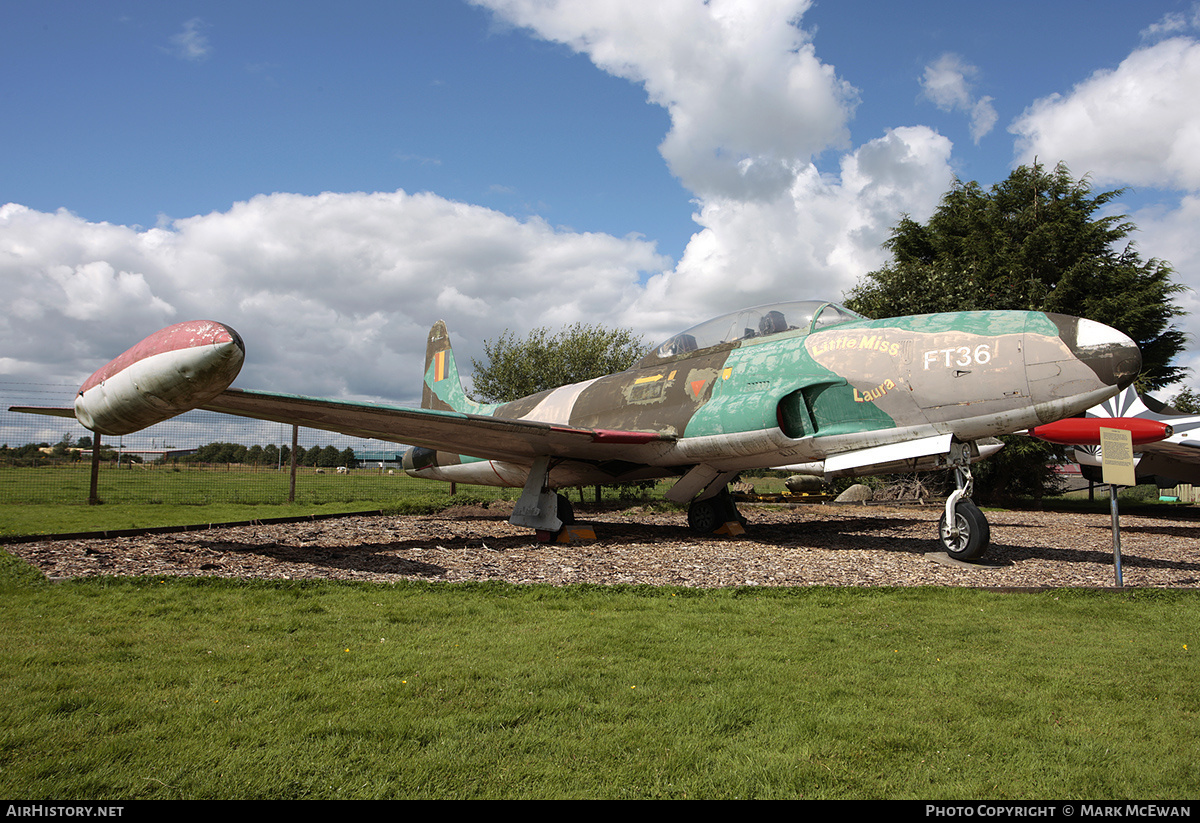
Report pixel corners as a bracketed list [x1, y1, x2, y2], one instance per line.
[88, 436, 101, 505]
[289, 424, 298, 503]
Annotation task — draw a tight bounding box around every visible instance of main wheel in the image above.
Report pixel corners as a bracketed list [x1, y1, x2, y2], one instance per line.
[687, 490, 741, 533]
[937, 499, 990, 561]
[687, 497, 721, 532]
[556, 493, 575, 526]
[536, 493, 577, 543]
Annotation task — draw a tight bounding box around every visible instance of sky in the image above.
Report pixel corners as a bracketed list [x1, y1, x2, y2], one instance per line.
[5, 0, 1200, 419]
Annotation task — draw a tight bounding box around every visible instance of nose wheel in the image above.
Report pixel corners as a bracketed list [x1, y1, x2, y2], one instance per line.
[936, 451, 991, 561]
[938, 498, 990, 560]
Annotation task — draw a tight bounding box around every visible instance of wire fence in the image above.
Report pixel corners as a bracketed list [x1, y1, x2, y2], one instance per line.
[0, 381, 505, 507]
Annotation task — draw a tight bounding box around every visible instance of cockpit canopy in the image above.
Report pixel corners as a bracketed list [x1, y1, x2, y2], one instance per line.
[641, 300, 864, 365]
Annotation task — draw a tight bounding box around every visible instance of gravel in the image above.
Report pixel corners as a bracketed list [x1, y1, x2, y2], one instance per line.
[8, 501, 1200, 589]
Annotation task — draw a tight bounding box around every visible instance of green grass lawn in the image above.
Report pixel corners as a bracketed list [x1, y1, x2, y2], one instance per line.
[0, 464, 670, 537]
[2, 468, 1197, 799]
[0, 557, 1195, 800]
[0, 470, 498, 537]
[0, 462, 501, 508]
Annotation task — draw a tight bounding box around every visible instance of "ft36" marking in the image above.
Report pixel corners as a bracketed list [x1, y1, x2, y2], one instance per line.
[923, 344, 992, 370]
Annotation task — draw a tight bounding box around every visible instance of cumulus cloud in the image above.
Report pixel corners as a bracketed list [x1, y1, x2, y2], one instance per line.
[469, 0, 953, 336]
[1140, 4, 1200, 41]
[628, 127, 954, 336]
[920, 54, 997, 144]
[2, 1, 958, 408]
[1011, 37, 1200, 191]
[0, 195, 667, 402]
[475, 0, 858, 201]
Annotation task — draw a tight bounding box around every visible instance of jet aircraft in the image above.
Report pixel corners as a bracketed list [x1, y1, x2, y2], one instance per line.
[12, 299, 1141, 561]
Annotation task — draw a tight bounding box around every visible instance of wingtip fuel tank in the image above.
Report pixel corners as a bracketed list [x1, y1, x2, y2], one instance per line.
[74, 320, 245, 436]
[1030, 416, 1172, 446]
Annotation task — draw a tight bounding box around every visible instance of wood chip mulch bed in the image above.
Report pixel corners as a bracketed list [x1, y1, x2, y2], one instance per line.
[8, 501, 1200, 589]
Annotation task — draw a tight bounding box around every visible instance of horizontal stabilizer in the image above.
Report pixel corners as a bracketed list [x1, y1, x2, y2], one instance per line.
[7, 406, 76, 420]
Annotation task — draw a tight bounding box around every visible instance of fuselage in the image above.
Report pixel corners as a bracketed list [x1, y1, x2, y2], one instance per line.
[405, 302, 1141, 488]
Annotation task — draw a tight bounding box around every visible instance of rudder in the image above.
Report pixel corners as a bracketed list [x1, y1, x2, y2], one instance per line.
[421, 320, 484, 414]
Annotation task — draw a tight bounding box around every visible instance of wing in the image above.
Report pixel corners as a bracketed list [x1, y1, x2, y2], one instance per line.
[201, 388, 676, 465]
[10, 390, 676, 471]
[9, 319, 675, 469]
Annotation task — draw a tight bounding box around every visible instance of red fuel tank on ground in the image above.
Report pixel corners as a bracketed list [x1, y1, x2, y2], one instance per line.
[1029, 416, 1173, 446]
[74, 320, 245, 435]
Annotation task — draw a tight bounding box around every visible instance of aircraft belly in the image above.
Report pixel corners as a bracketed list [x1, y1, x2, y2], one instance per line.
[408, 454, 676, 488]
[675, 427, 796, 463]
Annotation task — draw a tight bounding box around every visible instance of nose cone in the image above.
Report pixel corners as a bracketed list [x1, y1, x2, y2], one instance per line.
[1049, 315, 1141, 389]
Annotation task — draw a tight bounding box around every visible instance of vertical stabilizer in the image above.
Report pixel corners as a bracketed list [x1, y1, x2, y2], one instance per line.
[421, 321, 487, 414]
[1088, 386, 1154, 420]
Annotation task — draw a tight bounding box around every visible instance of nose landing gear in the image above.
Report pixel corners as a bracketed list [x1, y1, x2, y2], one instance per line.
[937, 446, 991, 561]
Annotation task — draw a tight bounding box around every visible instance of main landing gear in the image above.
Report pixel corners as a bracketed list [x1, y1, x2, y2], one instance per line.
[937, 451, 991, 561]
[687, 488, 745, 534]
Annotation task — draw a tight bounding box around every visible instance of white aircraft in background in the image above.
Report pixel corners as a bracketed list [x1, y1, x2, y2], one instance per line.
[1032, 386, 1199, 486]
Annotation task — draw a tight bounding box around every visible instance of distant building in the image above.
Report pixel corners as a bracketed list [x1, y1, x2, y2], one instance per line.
[353, 448, 406, 465]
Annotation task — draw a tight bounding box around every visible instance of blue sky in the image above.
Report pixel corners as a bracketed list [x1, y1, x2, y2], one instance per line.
[4, 2, 690, 254]
[5, 0, 1200, 418]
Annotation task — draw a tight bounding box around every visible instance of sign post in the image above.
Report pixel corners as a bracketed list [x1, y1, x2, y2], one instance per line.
[1099, 426, 1137, 587]
[1030, 413, 1175, 589]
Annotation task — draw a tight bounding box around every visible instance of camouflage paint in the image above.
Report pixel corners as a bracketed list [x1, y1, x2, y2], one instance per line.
[408, 303, 1139, 485]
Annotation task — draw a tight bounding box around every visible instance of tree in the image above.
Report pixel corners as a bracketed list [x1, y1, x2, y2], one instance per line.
[469, 322, 646, 403]
[844, 162, 1190, 502]
[50, 434, 73, 458]
[1170, 388, 1200, 413]
[846, 161, 1188, 390]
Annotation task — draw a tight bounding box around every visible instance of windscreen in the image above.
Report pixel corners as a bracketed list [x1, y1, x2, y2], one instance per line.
[644, 300, 863, 363]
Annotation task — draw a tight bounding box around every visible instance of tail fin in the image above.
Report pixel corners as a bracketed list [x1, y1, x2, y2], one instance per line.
[1088, 386, 1155, 420]
[422, 320, 480, 413]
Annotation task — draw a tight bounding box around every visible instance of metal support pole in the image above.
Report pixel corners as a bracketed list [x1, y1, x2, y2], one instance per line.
[1110, 484, 1124, 587]
[88, 435, 101, 505]
[289, 424, 298, 504]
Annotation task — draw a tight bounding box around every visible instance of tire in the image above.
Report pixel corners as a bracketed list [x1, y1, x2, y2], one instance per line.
[687, 490, 741, 533]
[688, 497, 721, 532]
[937, 499, 991, 561]
[556, 493, 575, 526]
